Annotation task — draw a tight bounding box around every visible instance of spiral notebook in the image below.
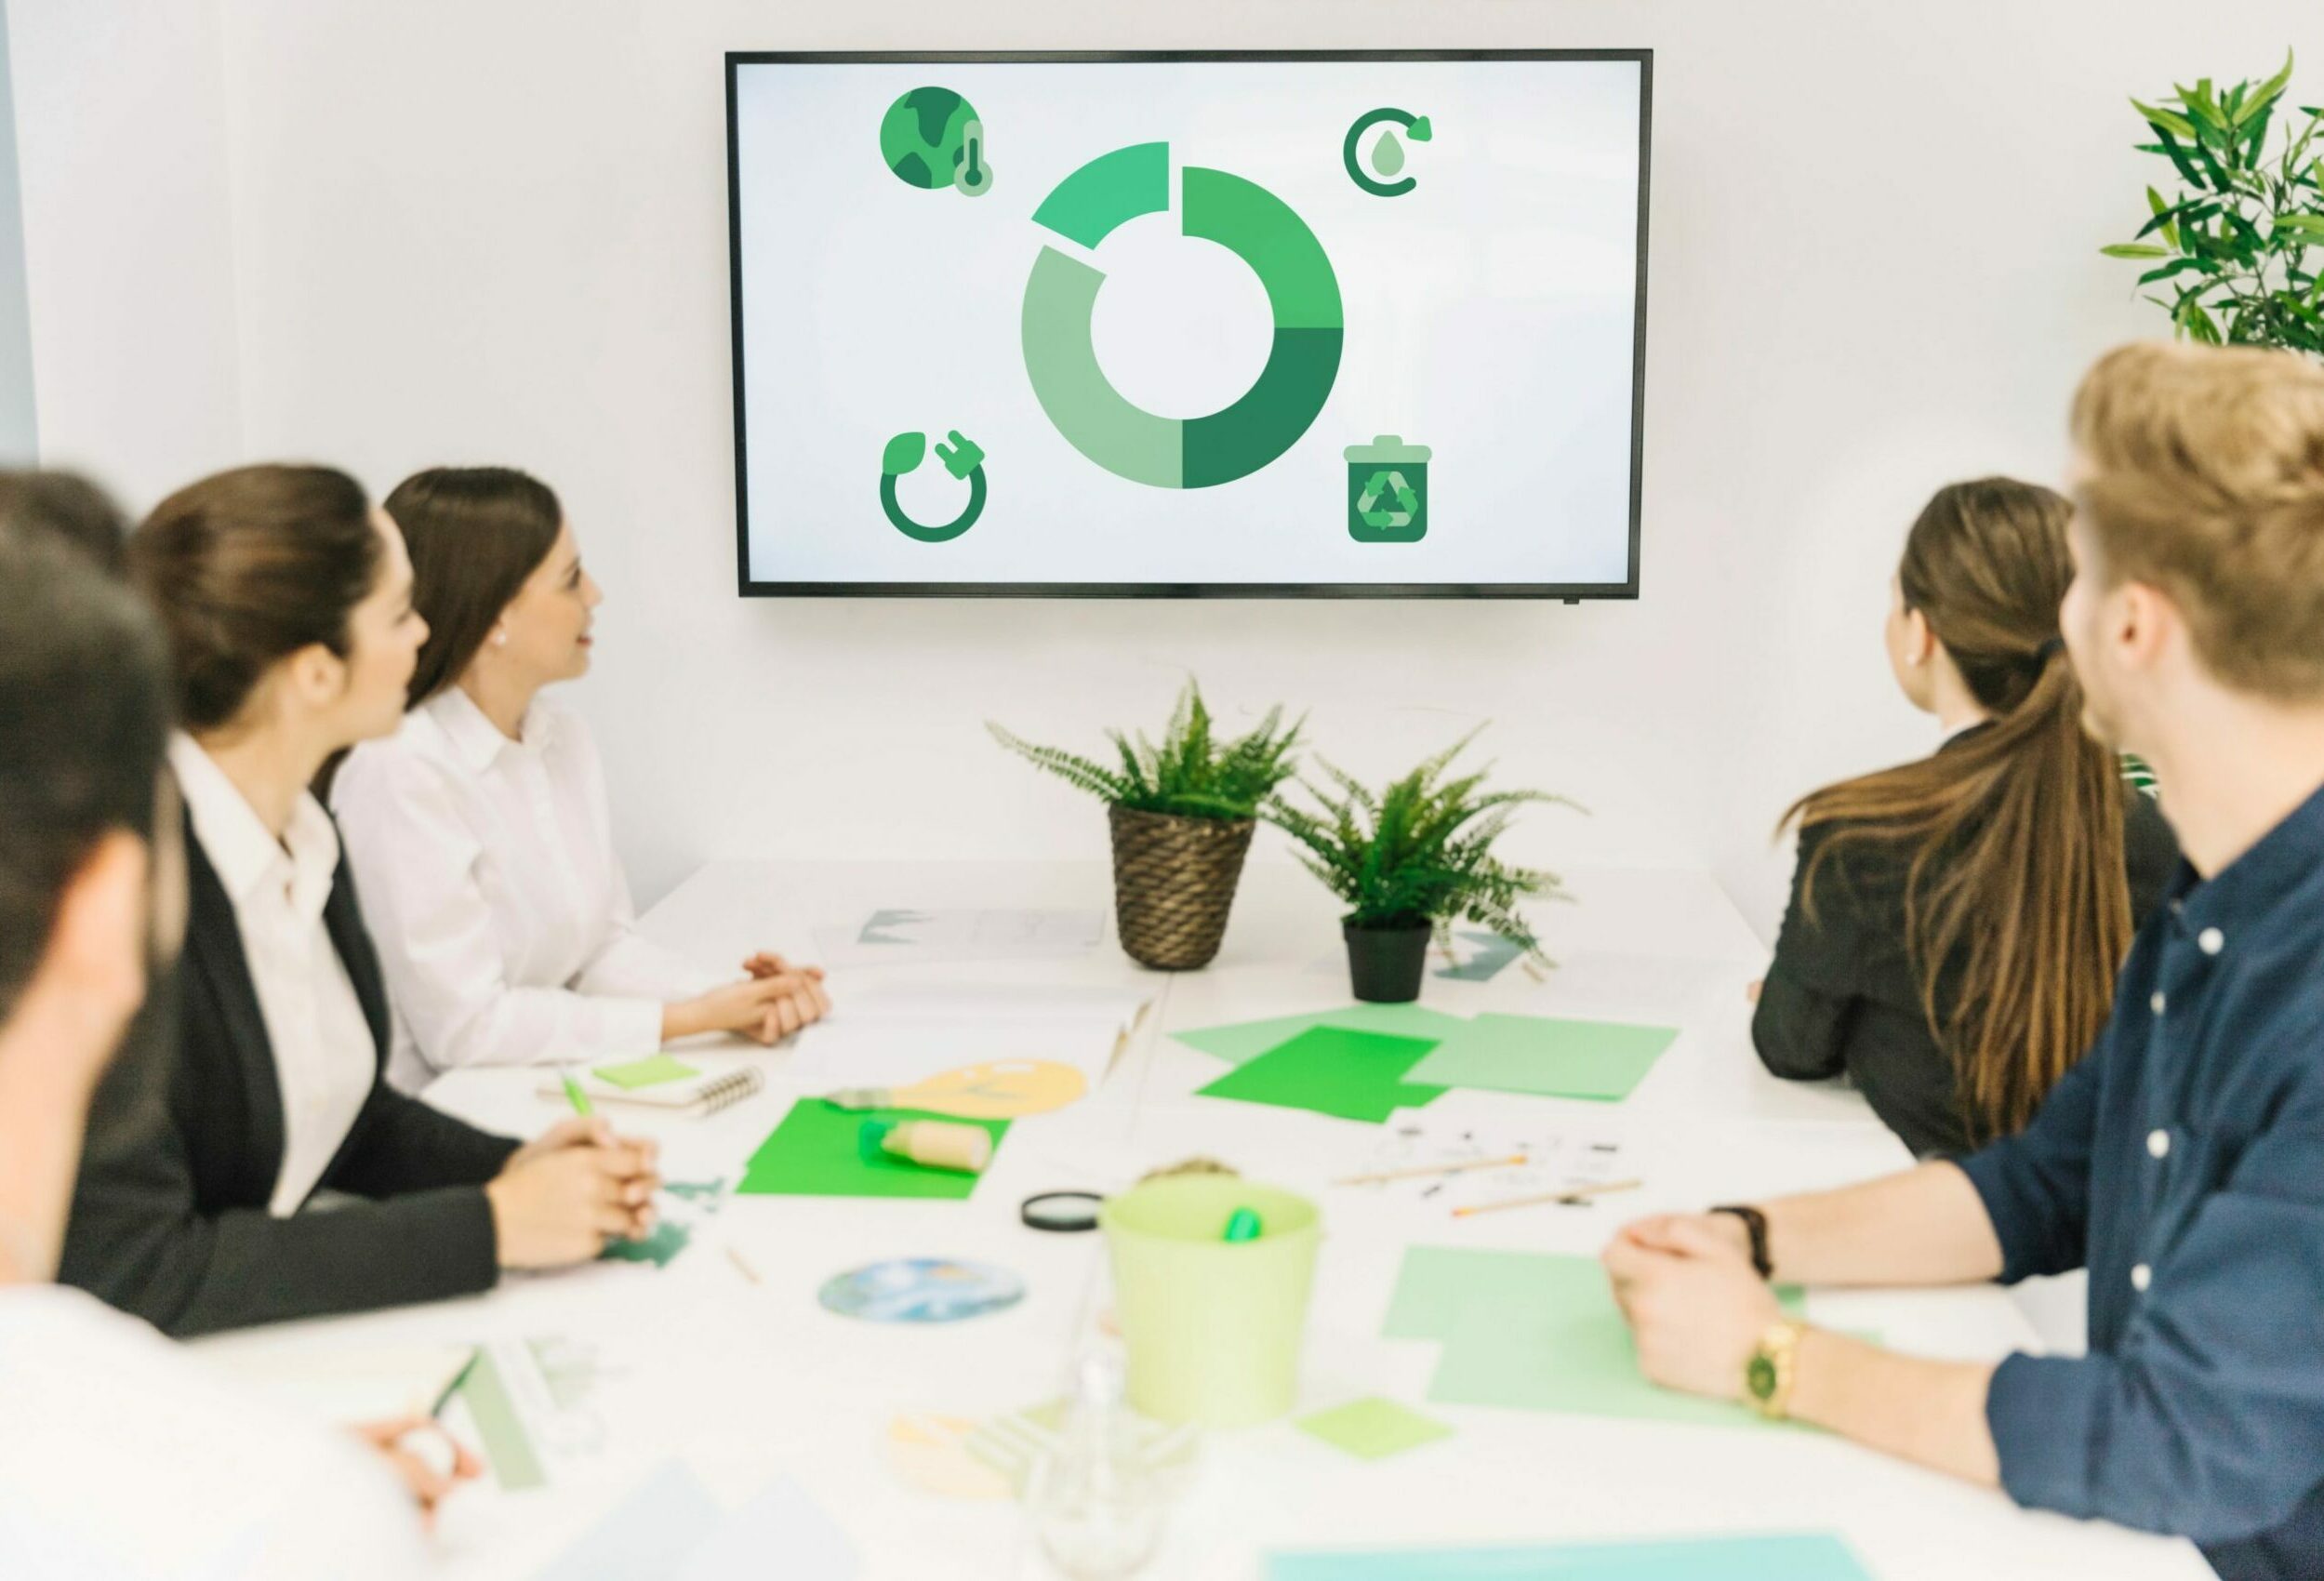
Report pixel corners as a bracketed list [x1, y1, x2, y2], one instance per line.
[536, 1065, 765, 1117]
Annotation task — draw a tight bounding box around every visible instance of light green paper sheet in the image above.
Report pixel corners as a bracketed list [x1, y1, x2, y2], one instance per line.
[1194, 1027, 1447, 1123]
[1386, 1247, 1805, 1430]
[1402, 1014, 1679, 1101]
[1267, 1533, 1875, 1580]
[737, 1099, 1007, 1200]
[1295, 1397, 1454, 1460]
[592, 1053, 700, 1089]
[1172, 1003, 1472, 1068]
[458, 1348, 547, 1490]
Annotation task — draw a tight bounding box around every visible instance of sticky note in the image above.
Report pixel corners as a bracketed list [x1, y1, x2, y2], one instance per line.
[593, 1054, 700, 1089]
[1295, 1397, 1454, 1460]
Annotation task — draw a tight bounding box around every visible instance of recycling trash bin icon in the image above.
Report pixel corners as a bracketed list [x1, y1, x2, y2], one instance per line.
[1344, 435, 1430, 544]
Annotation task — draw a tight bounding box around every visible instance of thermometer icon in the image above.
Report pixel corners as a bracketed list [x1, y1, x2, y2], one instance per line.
[956, 118, 992, 196]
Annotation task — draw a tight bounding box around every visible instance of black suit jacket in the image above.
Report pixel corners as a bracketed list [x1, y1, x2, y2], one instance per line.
[1752, 738, 2180, 1160]
[60, 805, 520, 1336]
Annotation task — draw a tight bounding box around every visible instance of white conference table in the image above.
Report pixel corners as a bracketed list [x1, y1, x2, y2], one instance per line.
[189, 859, 2207, 1580]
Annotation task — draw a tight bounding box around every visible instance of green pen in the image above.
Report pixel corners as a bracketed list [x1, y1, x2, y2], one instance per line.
[1223, 1207, 1262, 1243]
[559, 1066, 594, 1118]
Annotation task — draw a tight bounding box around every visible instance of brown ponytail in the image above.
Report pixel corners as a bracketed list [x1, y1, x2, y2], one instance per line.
[129, 465, 380, 732]
[1785, 479, 2133, 1142]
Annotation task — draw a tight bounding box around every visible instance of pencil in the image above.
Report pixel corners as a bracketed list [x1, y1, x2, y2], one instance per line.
[559, 1066, 594, 1118]
[1452, 1177, 1642, 1218]
[1335, 1152, 1530, 1187]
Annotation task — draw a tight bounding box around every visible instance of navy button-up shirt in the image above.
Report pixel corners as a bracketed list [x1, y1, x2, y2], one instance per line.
[1959, 778, 2324, 1581]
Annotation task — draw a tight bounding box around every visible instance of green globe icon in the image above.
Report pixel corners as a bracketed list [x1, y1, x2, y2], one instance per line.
[879, 86, 992, 196]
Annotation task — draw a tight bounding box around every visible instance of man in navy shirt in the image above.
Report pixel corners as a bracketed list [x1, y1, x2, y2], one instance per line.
[1603, 339, 2324, 1581]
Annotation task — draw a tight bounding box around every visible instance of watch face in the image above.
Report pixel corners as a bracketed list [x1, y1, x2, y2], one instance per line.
[1746, 1353, 1779, 1402]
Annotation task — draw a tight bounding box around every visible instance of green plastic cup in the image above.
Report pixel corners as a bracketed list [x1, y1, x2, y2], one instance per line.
[1099, 1176, 1321, 1428]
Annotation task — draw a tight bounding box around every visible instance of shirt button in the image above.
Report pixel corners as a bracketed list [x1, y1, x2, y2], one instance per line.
[2198, 927, 2224, 955]
[2131, 1264, 2152, 1293]
[2147, 1129, 2171, 1160]
[2150, 990, 2167, 1015]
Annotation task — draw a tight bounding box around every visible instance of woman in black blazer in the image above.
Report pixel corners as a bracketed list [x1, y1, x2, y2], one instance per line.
[1752, 479, 2179, 1159]
[61, 465, 661, 1336]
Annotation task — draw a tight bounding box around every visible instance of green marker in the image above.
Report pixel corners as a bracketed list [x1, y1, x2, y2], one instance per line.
[559, 1066, 594, 1118]
[1223, 1207, 1262, 1243]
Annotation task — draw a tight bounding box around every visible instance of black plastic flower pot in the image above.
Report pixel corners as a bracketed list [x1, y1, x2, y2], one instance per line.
[1344, 920, 1432, 1003]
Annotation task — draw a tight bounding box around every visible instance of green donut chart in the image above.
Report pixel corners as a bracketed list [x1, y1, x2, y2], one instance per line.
[1021, 141, 1342, 489]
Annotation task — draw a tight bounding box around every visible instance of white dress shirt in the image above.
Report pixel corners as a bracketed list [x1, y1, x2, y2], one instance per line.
[169, 737, 376, 1217]
[333, 687, 721, 1092]
[0, 1285, 427, 1580]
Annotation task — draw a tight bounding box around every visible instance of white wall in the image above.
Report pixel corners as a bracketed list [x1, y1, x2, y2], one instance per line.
[0, 0, 33, 462]
[9, 0, 244, 504]
[11, 0, 2309, 930]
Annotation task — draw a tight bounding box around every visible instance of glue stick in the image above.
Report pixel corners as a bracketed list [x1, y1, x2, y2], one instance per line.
[859, 1119, 993, 1175]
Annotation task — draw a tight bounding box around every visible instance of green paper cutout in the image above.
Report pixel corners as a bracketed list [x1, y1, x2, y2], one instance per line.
[1268, 1533, 1875, 1581]
[600, 1219, 691, 1269]
[1173, 1003, 1471, 1068]
[1295, 1397, 1454, 1460]
[591, 1053, 700, 1090]
[737, 1099, 1007, 1200]
[458, 1349, 546, 1490]
[1195, 1027, 1446, 1123]
[1387, 1248, 1807, 1430]
[1403, 1014, 1680, 1101]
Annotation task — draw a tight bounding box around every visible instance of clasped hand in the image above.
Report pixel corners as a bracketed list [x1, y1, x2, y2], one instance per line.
[485, 1116, 661, 1269]
[669, 950, 832, 1044]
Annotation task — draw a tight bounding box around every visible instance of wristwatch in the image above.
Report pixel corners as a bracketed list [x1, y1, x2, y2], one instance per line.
[1708, 1203, 1773, 1279]
[1746, 1320, 1806, 1419]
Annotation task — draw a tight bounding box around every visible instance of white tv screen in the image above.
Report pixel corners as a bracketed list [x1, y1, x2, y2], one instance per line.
[727, 51, 1651, 598]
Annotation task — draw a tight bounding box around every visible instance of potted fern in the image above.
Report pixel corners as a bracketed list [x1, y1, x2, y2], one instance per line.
[990, 684, 1303, 971]
[1265, 731, 1574, 1003]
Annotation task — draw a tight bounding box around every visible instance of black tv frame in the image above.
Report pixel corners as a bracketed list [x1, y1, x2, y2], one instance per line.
[726, 48, 1653, 601]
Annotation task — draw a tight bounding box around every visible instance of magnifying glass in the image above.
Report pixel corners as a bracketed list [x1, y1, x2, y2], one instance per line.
[1020, 1190, 1104, 1233]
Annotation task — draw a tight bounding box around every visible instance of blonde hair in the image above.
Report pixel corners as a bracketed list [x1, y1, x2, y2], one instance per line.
[2070, 341, 2324, 699]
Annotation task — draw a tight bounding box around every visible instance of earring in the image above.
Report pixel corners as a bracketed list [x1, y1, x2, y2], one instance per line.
[493, 630, 509, 648]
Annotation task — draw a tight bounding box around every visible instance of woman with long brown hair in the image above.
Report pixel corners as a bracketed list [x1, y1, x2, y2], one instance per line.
[1752, 477, 2177, 1157]
[332, 467, 828, 1092]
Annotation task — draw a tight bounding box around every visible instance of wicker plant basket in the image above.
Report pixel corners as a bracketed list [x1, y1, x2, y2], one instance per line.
[1109, 805, 1256, 971]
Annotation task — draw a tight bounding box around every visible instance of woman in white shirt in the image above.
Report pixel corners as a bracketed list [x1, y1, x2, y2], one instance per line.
[335, 466, 830, 1090]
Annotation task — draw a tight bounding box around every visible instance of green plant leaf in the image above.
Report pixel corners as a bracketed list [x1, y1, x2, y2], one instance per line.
[2133, 98, 2200, 140]
[2237, 50, 2297, 125]
[2102, 243, 2173, 259]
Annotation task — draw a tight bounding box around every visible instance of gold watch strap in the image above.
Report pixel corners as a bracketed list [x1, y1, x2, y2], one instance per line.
[1747, 1320, 1806, 1419]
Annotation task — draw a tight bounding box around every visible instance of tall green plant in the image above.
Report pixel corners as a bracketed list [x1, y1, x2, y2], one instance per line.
[1263, 729, 1577, 961]
[989, 683, 1303, 820]
[2104, 50, 2324, 354]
